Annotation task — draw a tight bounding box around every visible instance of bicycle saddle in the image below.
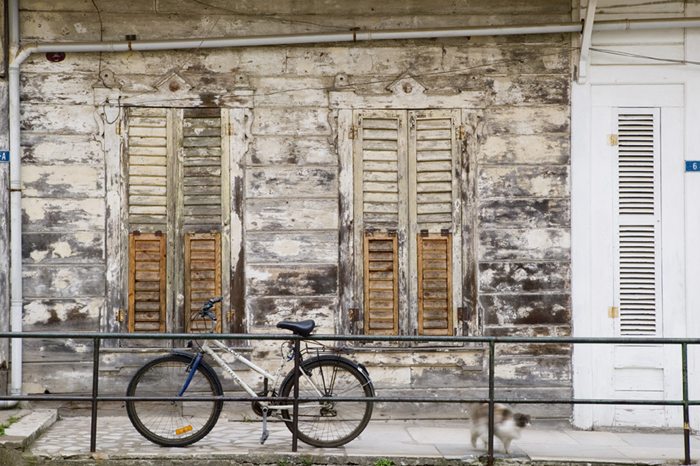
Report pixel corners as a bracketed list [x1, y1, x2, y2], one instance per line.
[277, 320, 315, 337]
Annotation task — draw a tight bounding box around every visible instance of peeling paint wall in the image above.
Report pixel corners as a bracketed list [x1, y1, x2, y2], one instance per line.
[12, 0, 573, 420]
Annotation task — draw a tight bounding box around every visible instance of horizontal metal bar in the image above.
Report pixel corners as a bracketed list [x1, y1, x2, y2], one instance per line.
[2, 332, 700, 345]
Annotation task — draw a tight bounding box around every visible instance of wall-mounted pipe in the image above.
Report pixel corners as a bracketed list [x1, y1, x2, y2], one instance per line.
[6, 8, 700, 408]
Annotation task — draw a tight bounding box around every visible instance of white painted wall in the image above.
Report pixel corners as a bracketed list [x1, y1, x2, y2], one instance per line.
[572, 1, 700, 428]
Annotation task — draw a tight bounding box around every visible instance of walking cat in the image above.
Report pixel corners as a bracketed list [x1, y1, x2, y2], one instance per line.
[468, 403, 531, 454]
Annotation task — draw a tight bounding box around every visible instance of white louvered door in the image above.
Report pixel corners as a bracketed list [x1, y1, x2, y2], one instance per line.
[613, 109, 662, 336]
[612, 107, 665, 426]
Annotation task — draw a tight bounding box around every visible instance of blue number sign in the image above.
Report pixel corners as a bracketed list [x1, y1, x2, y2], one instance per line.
[0, 151, 8, 163]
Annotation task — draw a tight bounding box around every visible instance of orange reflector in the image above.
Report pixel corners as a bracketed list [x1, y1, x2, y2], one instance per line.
[175, 425, 193, 435]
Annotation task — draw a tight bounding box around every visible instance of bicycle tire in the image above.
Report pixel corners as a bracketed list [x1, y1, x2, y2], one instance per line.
[280, 356, 374, 447]
[126, 353, 223, 447]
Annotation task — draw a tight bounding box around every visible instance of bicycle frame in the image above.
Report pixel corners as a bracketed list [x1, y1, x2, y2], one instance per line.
[194, 338, 323, 411]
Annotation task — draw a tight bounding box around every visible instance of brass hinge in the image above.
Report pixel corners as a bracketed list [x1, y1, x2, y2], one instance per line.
[349, 125, 358, 139]
[459, 125, 467, 140]
[608, 134, 619, 146]
[349, 308, 360, 323]
[227, 310, 235, 322]
[608, 306, 619, 318]
[116, 309, 125, 323]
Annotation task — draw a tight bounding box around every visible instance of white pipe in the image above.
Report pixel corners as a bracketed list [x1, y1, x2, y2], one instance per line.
[5, 0, 21, 408]
[5, 11, 700, 410]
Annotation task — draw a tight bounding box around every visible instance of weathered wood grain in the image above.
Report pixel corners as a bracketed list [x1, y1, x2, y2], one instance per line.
[246, 264, 338, 296]
[478, 199, 570, 228]
[246, 167, 337, 198]
[22, 199, 105, 231]
[478, 261, 570, 293]
[21, 165, 104, 197]
[479, 134, 570, 165]
[23, 232, 104, 264]
[479, 228, 570, 261]
[247, 231, 338, 263]
[21, 134, 104, 165]
[247, 296, 336, 334]
[481, 293, 571, 326]
[22, 265, 105, 298]
[484, 106, 570, 135]
[251, 108, 331, 136]
[20, 73, 95, 104]
[478, 165, 570, 198]
[20, 104, 98, 134]
[247, 137, 335, 166]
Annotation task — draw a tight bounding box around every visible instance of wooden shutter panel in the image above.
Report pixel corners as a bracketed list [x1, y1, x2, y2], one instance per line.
[185, 232, 222, 333]
[410, 110, 460, 232]
[356, 111, 407, 229]
[129, 233, 166, 333]
[363, 232, 399, 335]
[417, 233, 453, 335]
[127, 108, 168, 231]
[615, 109, 661, 336]
[182, 109, 223, 231]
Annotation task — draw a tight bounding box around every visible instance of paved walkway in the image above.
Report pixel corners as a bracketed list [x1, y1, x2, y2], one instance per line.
[19, 412, 700, 464]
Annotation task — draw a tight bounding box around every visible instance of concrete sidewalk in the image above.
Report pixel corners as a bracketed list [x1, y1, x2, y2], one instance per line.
[2, 410, 699, 465]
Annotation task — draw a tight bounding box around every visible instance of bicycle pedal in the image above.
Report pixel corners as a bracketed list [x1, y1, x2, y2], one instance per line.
[260, 430, 269, 444]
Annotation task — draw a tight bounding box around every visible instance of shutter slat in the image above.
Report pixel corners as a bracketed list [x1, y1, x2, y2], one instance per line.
[417, 233, 452, 336]
[615, 109, 660, 336]
[364, 233, 399, 335]
[129, 233, 166, 333]
[186, 232, 222, 333]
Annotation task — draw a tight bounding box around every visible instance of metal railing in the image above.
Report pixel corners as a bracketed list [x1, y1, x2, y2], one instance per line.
[0, 332, 698, 465]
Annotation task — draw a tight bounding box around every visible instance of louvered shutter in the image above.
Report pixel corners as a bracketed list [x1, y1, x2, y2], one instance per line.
[127, 108, 168, 231]
[417, 233, 453, 335]
[129, 233, 166, 332]
[614, 109, 661, 336]
[182, 109, 223, 231]
[363, 232, 399, 335]
[410, 110, 459, 335]
[185, 232, 222, 333]
[355, 110, 407, 229]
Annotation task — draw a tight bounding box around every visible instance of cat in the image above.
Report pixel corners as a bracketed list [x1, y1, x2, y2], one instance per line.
[467, 403, 531, 454]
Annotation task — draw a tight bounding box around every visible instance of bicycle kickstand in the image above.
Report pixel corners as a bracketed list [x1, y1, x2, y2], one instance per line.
[260, 406, 269, 444]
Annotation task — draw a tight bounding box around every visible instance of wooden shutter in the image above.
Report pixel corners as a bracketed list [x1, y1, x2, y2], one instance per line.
[127, 108, 168, 232]
[185, 232, 222, 333]
[182, 109, 223, 231]
[363, 232, 399, 335]
[356, 110, 407, 230]
[129, 232, 166, 333]
[417, 233, 453, 335]
[614, 109, 661, 336]
[409, 110, 460, 232]
[410, 110, 460, 335]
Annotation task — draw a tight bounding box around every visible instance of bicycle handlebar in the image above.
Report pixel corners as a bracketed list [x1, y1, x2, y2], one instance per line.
[198, 296, 222, 333]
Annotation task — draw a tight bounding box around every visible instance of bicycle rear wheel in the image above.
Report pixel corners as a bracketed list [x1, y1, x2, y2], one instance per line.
[126, 353, 223, 447]
[280, 356, 374, 447]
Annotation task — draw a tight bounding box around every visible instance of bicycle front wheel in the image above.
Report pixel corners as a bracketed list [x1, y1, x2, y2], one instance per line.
[280, 356, 374, 447]
[126, 353, 223, 447]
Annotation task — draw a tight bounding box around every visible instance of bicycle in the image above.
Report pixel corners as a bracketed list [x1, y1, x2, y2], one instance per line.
[125, 296, 374, 448]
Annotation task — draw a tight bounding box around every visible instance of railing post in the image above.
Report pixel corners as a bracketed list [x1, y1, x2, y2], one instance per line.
[488, 339, 495, 466]
[90, 336, 100, 453]
[682, 342, 691, 465]
[292, 335, 300, 452]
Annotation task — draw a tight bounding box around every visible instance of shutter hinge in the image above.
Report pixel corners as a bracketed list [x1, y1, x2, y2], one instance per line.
[349, 308, 360, 323]
[227, 310, 236, 322]
[459, 125, 467, 140]
[349, 125, 358, 139]
[608, 134, 619, 146]
[116, 309, 125, 323]
[608, 306, 619, 318]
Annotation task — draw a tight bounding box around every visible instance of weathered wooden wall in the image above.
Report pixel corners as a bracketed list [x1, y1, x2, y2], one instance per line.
[12, 0, 573, 420]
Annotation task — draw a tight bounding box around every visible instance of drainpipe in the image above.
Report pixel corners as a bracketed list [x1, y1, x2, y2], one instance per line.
[2, 0, 20, 409]
[5, 10, 700, 409]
